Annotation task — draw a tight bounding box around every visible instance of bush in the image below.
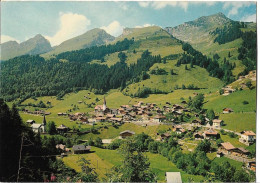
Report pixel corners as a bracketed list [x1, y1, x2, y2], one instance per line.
[242, 100, 249, 105]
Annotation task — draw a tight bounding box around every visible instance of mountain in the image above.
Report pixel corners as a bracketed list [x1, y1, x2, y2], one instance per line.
[1, 34, 52, 61]
[165, 12, 256, 76]
[165, 13, 232, 48]
[42, 28, 115, 57]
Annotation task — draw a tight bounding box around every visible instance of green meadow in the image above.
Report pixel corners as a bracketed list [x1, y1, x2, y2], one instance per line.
[63, 146, 205, 182]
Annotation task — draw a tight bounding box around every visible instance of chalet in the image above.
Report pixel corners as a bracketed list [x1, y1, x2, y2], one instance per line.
[26, 119, 35, 125]
[119, 130, 135, 139]
[121, 105, 130, 109]
[223, 88, 235, 96]
[153, 115, 166, 122]
[194, 132, 204, 140]
[203, 129, 219, 139]
[239, 131, 256, 146]
[110, 109, 119, 115]
[31, 115, 46, 133]
[74, 112, 84, 117]
[176, 128, 186, 134]
[181, 101, 187, 104]
[191, 119, 201, 126]
[57, 124, 69, 133]
[80, 116, 88, 123]
[165, 172, 182, 183]
[56, 144, 65, 150]
[247, 161, 256, 172]
[212, 119, 223, 128]
[160, 132, 171, 141]
[219, 142, 249, 158]
[96, 117, 107, 122]
[223, 108, 233, 114]
[106, 114, 115, 118]
[45, 112, 51, 115]
[219, 142, 236, 155]
[216, 151, 224, 158]
[72, 145, 91, 154]
[138, 101, 144, 106]
[109, 117, 123, 123]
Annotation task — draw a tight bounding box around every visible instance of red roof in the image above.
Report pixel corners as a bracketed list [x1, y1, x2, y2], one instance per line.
[242, 131, 256, 136]
[221, 142, 236, 150]
[95, 105, 103, 110]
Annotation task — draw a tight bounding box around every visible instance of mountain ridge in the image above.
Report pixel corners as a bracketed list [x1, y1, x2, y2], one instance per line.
[42, 28, 115, 58]
[1, 34, 52, 61]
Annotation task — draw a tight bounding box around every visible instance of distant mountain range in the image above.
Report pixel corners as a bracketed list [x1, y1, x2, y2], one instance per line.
[1, 34, 52, 61]
[1, 12, 256, 61]
[42, 28, 115, 58]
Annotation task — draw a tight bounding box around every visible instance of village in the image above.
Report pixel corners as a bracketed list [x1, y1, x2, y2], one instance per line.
[23, 94, 256, 176]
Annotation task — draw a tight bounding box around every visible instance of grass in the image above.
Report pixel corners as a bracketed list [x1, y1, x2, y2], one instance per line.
[219, 133, 247, 148]
[123, 60, 224, 96]
[204, 88, 256, 113]
[212, 157, 244, 170]
[219, 113, 256, 133]
[79, 123, 171, 140]
[63, 146, 205, 182]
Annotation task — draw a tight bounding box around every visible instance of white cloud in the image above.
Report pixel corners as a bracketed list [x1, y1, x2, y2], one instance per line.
[45, 12, 91, 46]
[223, 2, 256, 16]
[1, 35, 20, 44]
[101, 21, 124, 37]
[138, 1, 215, 12]
[241, 13, 256, 23]
[135, 24, 153, 28]
[138, 2, 150, 8]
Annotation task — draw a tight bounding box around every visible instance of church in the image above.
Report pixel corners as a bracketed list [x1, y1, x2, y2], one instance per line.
[94, 96, 110, 115]
[31, 114, 46, 133]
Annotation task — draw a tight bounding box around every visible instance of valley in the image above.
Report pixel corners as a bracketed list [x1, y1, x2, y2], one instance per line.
[1, 11, 257, 183]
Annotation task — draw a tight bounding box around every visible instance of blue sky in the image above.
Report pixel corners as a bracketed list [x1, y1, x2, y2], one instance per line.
[1, 1, 256, 46]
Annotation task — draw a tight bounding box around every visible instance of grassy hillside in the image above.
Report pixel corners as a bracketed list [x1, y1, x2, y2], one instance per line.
[63, 146, 205, 182]
[42, 28, 115, 58]
[123, 59, 224, 96]
[204, 88, 256, 113]
[78, 123, 170, 140]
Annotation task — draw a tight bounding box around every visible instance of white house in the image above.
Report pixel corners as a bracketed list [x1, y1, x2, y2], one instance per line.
[166, 172, 182, 183]
[239, 131, 256, 146]
[212, 119, 223, 128]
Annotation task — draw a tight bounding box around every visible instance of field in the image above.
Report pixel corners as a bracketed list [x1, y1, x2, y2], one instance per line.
[123, 60, 224, 96]
[204, 88, 256, 113]
[63, 146, 205, 182]
[219, 113, 256, 133]
[79, 123, 171, 140]
[212, 157, 244, 170]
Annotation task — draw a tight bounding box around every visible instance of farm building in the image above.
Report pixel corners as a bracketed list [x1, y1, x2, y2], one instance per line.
[203, 129, 219, 139]
[96, 117, 107, 122]
[219, 142, 249, 158]
[119, 130, 135, 139]
[239, 131, 256, 146]
[212, 119, 223, 128]
[72, 145, 91, 154]
[223, 108, 233, 114]
[57, 124, 69, 133]
[153, 115, 166, 122]
[165, 172, 182, 183]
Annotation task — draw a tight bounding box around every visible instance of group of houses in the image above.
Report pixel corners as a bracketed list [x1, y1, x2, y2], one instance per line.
[23, 109, 51, 115]
[217, 142, 250, 158]
[91, 97, 193, 124]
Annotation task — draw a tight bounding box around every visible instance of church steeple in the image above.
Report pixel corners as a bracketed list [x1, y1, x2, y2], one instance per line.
[42, 114, 46, 125]
[103, 96, 107, 111]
